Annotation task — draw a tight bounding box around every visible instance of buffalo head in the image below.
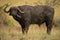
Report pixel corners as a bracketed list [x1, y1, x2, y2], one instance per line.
[4, 4, 24, 18]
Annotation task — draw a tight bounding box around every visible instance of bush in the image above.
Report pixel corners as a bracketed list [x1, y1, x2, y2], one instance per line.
[0, 5, 14, 27]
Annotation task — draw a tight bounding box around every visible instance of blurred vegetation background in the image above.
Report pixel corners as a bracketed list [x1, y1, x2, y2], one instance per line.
[0, 0, 60, 27]
[0, 0, 60, 40]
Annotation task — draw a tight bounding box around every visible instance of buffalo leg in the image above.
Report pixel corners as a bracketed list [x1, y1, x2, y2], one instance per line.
[25, 21, 30, 34]
[21, 21, 30, 34]
[21, 24, 25, 34]
[46, 20, 53, 34]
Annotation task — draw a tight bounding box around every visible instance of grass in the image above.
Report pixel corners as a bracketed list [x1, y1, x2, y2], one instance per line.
[0, 25, 60, 40]
[0, 0, 60, 40]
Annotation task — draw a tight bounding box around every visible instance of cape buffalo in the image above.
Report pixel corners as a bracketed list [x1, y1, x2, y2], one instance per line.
[4, 4, 54, 34]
